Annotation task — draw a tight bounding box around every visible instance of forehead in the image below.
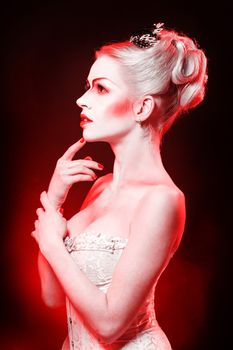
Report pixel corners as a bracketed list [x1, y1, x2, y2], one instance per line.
[87, 55, 126, 86]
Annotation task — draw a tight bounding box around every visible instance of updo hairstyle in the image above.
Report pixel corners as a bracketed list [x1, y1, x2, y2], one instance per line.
[95, 28, 208, 136]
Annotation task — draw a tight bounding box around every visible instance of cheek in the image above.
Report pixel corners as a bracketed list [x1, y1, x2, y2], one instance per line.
[108, 98, 133, 118]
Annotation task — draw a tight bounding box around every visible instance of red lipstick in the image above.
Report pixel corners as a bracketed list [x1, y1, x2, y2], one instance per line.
[80, 114, 93, 127]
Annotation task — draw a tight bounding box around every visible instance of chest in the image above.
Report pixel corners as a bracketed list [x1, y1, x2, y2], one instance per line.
[68, 187, 147, 239]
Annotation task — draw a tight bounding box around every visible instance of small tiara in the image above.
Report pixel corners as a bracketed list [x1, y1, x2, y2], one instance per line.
[130, 22, 164, 49]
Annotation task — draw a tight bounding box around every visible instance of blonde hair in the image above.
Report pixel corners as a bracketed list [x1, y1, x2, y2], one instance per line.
[96, 28, 208, 136]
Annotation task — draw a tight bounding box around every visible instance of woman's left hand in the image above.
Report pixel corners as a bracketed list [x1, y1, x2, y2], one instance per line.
[32, 191, 67, 254]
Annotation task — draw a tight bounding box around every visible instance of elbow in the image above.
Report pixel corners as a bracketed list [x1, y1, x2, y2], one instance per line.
[41, 292, 65, 309]
[43, 298, 63, 309]
[98, 330, 117, 345]
[98, 320, 124, 344]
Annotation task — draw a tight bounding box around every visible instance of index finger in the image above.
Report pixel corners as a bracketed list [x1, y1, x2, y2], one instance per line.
[60, 138, 86, 160]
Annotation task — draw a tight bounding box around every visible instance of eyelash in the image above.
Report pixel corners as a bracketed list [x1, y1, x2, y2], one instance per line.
[84, 82, 107, 94]
[96, 84, 106, 93]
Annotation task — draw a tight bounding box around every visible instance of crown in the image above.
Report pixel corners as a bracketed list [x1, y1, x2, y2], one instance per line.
[130, 22, 164, 48]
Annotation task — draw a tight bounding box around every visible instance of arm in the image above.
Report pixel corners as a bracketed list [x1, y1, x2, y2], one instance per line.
[35, 138, 104, 307]
[37, 251, 65, 307]
[37, 174, 108, 308]
[35, 186, 185, 343]
[104, 186, 186, 342]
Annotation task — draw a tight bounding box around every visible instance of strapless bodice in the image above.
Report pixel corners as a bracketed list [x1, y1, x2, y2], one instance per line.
[62, 231, 172, 349]
[64, 231, 129, 293]
[64, 230, 128, 253]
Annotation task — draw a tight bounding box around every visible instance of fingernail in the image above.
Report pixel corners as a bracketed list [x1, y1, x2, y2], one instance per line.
[80, 137, 85, 143]
[58, 207, 64, 215]
[92, 174, 97, 180]
[98, 163, 104, 169]
[84, 156, 92, 160]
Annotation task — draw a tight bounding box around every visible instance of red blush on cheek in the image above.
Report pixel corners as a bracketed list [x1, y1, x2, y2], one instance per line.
[110, 98, 133, 117]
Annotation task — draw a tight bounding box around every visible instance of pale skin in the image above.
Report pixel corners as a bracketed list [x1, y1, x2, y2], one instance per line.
[32, 55, 186, 343]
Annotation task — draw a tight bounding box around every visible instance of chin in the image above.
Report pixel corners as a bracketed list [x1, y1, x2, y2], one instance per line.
[82, 128, 123, 144]
[82, 130, 105, 143]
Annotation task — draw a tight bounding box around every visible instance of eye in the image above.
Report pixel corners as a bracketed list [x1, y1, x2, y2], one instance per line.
[96, 83, 107, 94]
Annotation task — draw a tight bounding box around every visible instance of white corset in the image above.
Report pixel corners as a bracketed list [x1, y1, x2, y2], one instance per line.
[62, 231, 172, 350]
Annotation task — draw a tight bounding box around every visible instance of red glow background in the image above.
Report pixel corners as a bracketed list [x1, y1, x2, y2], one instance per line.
[2, 2, 231, 349]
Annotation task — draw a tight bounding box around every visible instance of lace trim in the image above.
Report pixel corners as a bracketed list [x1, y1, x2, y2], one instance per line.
[64, 231, 128, 254]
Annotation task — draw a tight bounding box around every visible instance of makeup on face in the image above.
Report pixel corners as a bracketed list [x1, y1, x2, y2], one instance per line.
[77, 56, 136, 142]
[80, 114, 93, 128]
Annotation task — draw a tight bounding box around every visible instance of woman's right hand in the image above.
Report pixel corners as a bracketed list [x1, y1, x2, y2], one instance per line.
[47, 138, 104, 209]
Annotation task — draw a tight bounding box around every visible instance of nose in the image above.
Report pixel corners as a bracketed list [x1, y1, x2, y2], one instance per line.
[76, 92, 89, 109]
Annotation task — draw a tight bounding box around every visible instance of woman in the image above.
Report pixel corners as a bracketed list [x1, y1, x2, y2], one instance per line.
[32, 23, 208, 349]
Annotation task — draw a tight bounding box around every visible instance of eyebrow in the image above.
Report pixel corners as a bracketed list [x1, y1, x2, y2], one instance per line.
[86, 77, 119, 87]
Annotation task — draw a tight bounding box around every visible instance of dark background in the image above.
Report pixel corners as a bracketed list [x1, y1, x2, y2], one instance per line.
[2, 1, 231, 349]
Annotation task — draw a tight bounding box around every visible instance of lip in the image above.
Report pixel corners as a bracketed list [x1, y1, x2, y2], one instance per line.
[80, 120, 93, 127]
[80, 114, 93, 122]
[80, 114, 93, 128]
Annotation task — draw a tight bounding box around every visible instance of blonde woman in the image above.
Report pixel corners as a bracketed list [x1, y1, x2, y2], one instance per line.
[32, 23, 207, 349]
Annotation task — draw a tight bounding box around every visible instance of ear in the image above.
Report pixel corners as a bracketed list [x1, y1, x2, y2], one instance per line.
[133, 95, 156, 123]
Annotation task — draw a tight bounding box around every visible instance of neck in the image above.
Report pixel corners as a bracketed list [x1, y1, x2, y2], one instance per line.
[109, 128, 169, 192]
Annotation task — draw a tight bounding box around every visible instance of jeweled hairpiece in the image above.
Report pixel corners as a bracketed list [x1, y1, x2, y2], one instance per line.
[130, 22, 164, 48]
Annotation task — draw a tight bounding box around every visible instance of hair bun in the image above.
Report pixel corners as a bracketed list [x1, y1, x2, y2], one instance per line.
[96, 26, 208, 136]
[171, 40, 197, 84]
[171, 39, 207, 110]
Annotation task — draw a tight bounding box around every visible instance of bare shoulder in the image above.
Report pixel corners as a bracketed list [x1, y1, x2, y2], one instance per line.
[130, 184, 186, 251]
[136, 183, 185, 218]
[143, 184, 185, 212]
